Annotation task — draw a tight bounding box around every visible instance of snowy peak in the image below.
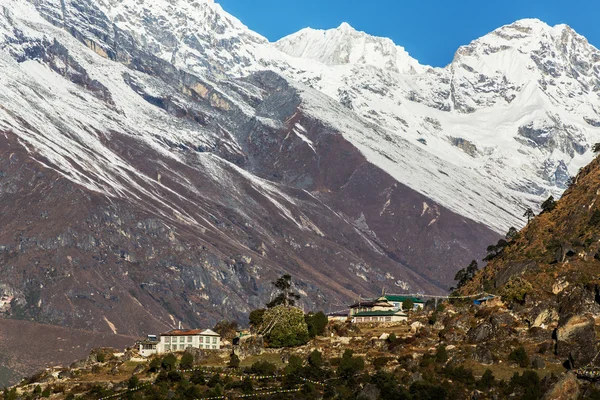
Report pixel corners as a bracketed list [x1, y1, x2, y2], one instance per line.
[274, 22, 424, 74]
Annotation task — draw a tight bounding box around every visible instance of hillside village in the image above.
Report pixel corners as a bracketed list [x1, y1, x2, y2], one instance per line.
[2, 265, 600, 400]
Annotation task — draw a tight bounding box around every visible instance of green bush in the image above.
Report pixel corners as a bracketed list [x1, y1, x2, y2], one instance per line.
[508, 345, 530, 368]
[477, 369, 495, 390]
[409, 381, 448, 399]
[402, 299, 415, 311]
[308, 350, 323, 368]
[508, 370, 541, 399]
[373, 357, 390, 370]
[241, 377, 253, 394]
[249, 361, 277, 376]
[306, 311, 328, 338]
[435, 345, 448, 363]
[249, 309, 265, 327]
[337, 350, 364, 381]
[41, 387, 51, 398]
[190, 370, 206, 385]
[127, 375, 139, 389]
[228, 353, 240, 368]
[180, 352, 194, 370]
[500, 278, 533, 304]
[161, 354, 177, 371]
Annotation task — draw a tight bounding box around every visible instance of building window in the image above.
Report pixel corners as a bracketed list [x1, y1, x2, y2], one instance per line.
[212, 337, 217, 344]
[212, 345, 216, 349]
[187, 336, 193, 342]
[199, 337, 204, 343]
[164, 337, 171, 343]
[178, 344, 184, 350]
[164, 345, 170, 351]
[385, 317, 391, 321]
[179, 337, 185, 343]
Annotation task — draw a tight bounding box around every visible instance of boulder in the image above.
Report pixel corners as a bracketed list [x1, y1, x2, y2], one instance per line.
[467, 322, 494, 344]
[472, 345, 494, 365]
[184, 348, 210, 364]
[555, 314, 597, 368]
[542, 372, 580, 400]
[531, 356, 546, 369]
[410, 321, 424, 334]
[529, 308, 559, 329]
[528, 327, 553, 342]
[409, 371, 423, 383]
[357, 384, 380, 400]
[556, 285, 600, 324]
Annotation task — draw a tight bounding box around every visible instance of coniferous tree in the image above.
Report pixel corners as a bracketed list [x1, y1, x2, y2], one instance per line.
[266, 274, 300, 308]
[540, 196, 556, 213]
[523, 207, 535, 223]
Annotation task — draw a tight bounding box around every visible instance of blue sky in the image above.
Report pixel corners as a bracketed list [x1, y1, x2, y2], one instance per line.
[217, 0, 600, 67]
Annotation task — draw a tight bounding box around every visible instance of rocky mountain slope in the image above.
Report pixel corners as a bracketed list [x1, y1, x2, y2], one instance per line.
[462, 152, 600, 372]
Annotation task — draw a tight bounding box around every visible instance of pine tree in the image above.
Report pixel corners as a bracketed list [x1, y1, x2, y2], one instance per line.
[266, 274, 300, 308]
[523, 207, 535, 223]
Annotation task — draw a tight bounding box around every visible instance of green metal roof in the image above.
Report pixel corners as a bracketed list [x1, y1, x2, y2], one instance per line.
[353, 310, 407, 317]
[384, 295, 424, 303]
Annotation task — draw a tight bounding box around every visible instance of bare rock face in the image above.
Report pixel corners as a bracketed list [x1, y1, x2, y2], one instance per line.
[555, 314, 597, 368]
[467, 322, 494, 344]
[542, 372, 580, 400]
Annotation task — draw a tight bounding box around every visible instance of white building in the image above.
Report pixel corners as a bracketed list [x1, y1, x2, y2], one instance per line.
[137, 329, 221, 357]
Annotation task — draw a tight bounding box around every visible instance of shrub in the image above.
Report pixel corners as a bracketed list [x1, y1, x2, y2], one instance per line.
[180, 352, 194, 370]
[308, 350, 323, 368]
[190, 370, 206, 385]
[249, 361, 277, 376]
[241, 377, 253, 394]
[127, 375, 139, 389]
[41, 387, 51, 398]
[373, 357, 390, 370]
[508, 345, 530, 368]
[590, 210, 600, 227]
[306, 311, 328, 338]
[249, 309, 265, 327]
[402, 299, 415, 312]
[409, 381, 447, 399]
[96, 353, 106, 363]
[167, 371, 183, 382]
[508, 370, 541, 399]
[161, 354, 177, 371]
[228, 353, 240, 368]
[443, 365, 475, 385]
[337, 350, 364, 381]
[435, 345, 448, 363]
[477, 369, 495, 390]
[148, 357, 161, 372]
[387, 333, 397, 343]
[500, 278, 533, 304]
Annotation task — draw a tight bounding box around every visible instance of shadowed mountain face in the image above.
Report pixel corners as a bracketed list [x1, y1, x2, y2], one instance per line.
[0, 0, 507, 384]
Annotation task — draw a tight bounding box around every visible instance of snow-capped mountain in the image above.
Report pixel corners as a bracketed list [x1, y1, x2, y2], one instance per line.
[66, 0, 600, 233]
